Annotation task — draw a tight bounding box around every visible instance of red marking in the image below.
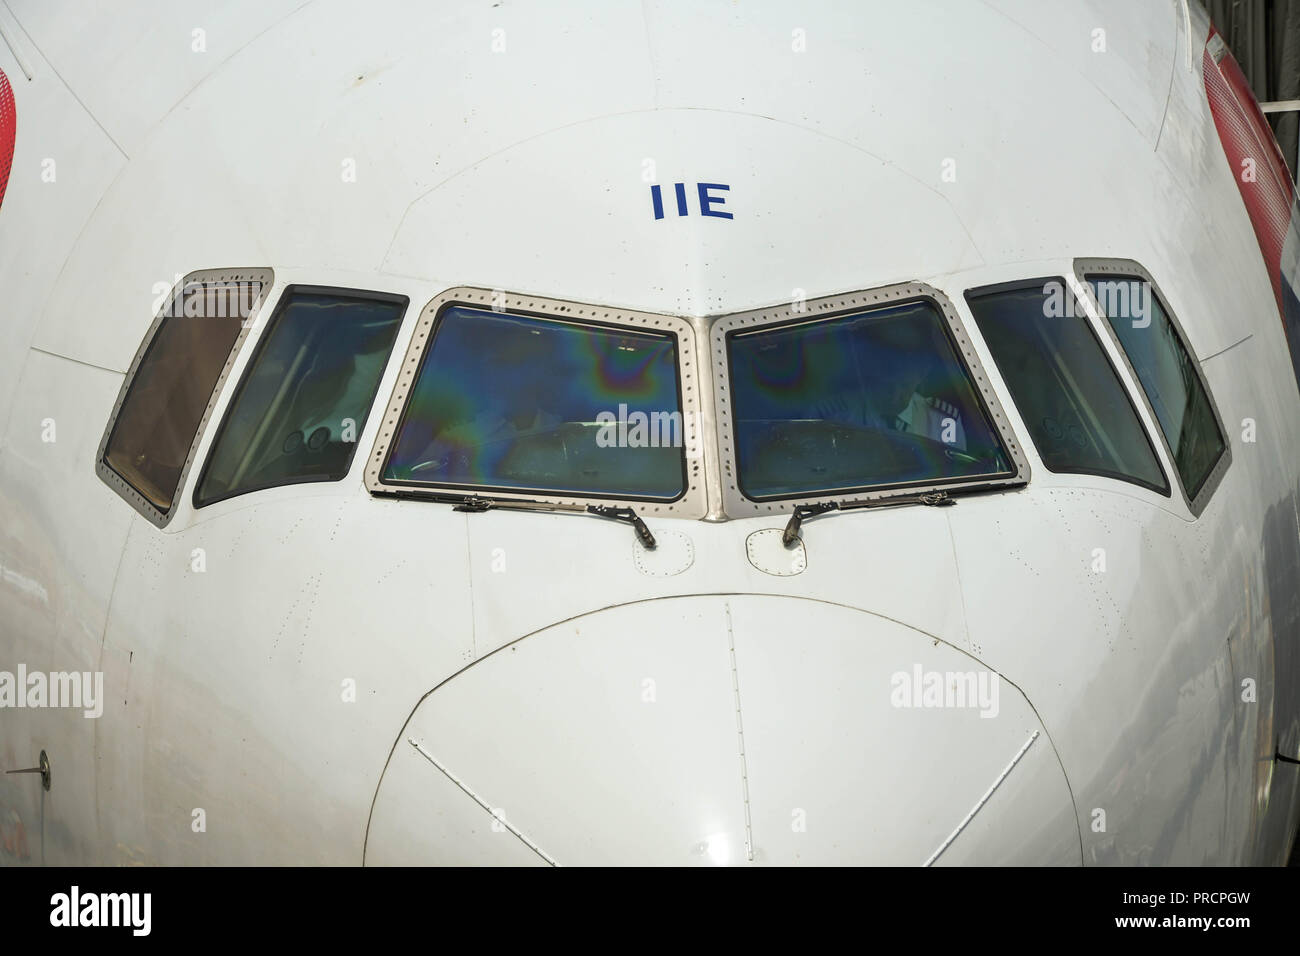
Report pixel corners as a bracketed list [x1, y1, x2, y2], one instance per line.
[1203, 25, 1296, 314]
[0, 815, 30, 861]
[0, 67, 12, 210]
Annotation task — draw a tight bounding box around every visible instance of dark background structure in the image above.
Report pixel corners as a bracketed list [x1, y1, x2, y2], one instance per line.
[1208, 0, 1300, 181]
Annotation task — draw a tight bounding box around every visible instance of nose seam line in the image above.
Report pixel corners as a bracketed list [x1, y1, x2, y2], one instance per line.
[725, 601, 755, 863]
[407, 736, 560, 867]
[922, 729, 1040, 867]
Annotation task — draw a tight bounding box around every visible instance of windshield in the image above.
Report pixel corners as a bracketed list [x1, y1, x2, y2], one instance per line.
[727, 299, 1013, 499]
[382, 306, 685, 499]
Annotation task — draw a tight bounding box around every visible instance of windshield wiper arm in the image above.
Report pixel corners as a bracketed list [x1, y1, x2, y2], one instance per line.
[782, 490, 956, 546]
[403, 490, 585, 516]
[391, 490, 657, 548]
[587, 505, 657, 549]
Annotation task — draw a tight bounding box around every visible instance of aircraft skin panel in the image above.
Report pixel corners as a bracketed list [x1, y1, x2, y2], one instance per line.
[365, 738, 552, 867]
[21, 0, 661, 373]
[0, 27, 126, 430]
[0, 1, 1298, 866]
[0, 350, 135, 866]
[0, 1, 1224, 372]
[382, 108, 985, 316]
[462, 498, 972, 663]
[977, 0, 1179, 145]
[949, 482, 1235, 865]
[5, 0, 311, 158]
[370, 595, 1081, 866]
[727, 595, 1081, 866]
[95, 492, 475, 865]
[373, 597, 747, 867]
[1201, 346, 1300, 865]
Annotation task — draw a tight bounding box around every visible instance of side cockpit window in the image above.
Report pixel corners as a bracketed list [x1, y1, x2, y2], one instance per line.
[194, 286, 406, 507]
[966, 279, 1170, 495]
[1083, 270, 1228, 508]
[98, 270, 271, 525]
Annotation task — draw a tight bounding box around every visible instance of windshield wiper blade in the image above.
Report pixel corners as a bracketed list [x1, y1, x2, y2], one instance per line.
[587, 505, 657, 549]
[782, 489, 956, 546]
[391, 490, 656, 547]
[405, 490, 585, 516]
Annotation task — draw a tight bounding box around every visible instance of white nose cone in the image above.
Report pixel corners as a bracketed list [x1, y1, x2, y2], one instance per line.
[366, 595, 1080, 865]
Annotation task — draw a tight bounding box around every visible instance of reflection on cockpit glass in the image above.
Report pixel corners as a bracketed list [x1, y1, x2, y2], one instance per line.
[383, 307, 685, 499]
[727, 300, 1013, 499]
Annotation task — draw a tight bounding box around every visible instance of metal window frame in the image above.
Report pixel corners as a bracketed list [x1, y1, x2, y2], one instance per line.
[192, 283, 411, 510]
[1073, 258, 1232, 517]
[364, 287, 708, 519]
[95, 267, 274, 528]
[708, 281, 1031, 516]
[964, 274, 1173, 498]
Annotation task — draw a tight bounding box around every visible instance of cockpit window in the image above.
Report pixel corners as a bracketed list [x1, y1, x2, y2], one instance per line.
[195, 287, 406, 507]
[726, 299, 1014, 499]
[1085, 275, 1227, 502]
[98, 270, 271, 525]
[966, 280, 1169, 494]
[381, 306, 685, 500]
[104, 288, 246, 511]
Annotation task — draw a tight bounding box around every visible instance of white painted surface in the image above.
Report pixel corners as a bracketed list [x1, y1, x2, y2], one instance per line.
[0, 1, 1297, 866]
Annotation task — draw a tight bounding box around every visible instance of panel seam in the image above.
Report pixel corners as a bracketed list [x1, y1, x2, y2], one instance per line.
[407, 736, 558, 866]
[923, 729, 1039, 866]
[724, 600, 754, 862]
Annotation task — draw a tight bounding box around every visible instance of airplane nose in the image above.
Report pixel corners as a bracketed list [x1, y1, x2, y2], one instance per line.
[366, 595, 1081, 865]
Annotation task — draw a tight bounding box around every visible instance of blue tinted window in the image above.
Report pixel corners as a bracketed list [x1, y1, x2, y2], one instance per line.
[383, 307, 684, 499]
[1086, 276, 1226, 499]
[196, 288, 405, 506]
[727, 299, 1013, 499]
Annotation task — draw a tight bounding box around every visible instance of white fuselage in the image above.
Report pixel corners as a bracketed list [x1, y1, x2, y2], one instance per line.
[0, 1, 1298, 865]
